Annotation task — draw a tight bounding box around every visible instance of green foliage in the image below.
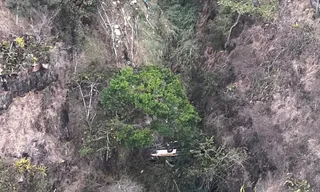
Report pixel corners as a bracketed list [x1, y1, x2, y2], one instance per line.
[101, 66, 200, 147]
[218, 0, 278, 20]
[79, 145, 95, 157]
[187, 137, 247, 191]
[0, 35, 53, 75]
[203, 0, 277, 50]
[115, 123, 153, 148]
[6, 0, 61, 18]
[257, 2, 278, 20]
[14, 158, 47, 176]
[53, 0, 97, 46]
[150, 120, 174, 137]
[157, 0, 199, 70]
[140, 136, 246, 192]
[218, 0, 255, 15]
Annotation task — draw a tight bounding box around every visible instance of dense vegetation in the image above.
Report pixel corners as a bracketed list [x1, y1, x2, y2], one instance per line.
[80, 65, 246, 192]
[100, 66, 200, 148]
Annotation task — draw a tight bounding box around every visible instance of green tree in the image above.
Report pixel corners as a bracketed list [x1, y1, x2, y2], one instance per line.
[100, 66, 200, 148]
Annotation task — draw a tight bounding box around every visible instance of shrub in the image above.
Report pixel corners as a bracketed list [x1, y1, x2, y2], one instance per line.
[0, 35, 53, 75]
[14, 158, 47, 176]
[156, 0, 199, 70]
[100, 66, 200, 147]
[186, 137, 247, 191]
[218, 0, 278, 20]
[0, 159, 49, 192]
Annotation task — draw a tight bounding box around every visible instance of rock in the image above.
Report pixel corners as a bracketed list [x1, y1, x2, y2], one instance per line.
[41, 64, 49, 69]
[32, 64, 41, 72]
[114, 25, 121, 36]
[17, 175, 24, 183]
[0, 70, 58, 111]
[130, 0, 137, 5]
[114, 28, 121, 36]
[0, 92, 12, 110]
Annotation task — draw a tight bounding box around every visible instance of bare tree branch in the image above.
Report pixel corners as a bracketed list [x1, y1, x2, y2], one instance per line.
[225, 13, 241, 49]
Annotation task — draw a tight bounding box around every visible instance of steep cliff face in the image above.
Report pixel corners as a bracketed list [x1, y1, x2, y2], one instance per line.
[0, 2, 83, 191]
[0, 0, 147, 191]
[196, 0, 320, 191]
[0, 70, 58, 110]
[2, 0, 320, 191]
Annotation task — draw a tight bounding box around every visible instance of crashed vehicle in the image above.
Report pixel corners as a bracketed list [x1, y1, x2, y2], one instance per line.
[149, 141, 180, 161]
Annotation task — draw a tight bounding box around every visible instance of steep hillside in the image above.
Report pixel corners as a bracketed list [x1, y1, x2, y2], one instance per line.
[0, 0, 154, 191]
[194, 0, 320, 191]
[2, 0, 320, 191]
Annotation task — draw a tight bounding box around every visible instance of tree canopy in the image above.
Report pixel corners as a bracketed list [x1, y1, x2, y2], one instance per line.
[100, 66, 200, 148]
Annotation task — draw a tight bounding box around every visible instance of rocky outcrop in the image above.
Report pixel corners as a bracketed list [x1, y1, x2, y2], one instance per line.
[0, 69, 58, 110]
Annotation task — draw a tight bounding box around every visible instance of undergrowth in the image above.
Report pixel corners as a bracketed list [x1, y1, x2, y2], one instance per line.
[0, 35, 53, 75]
[158, 0, 199, 71]
[0, 159, 49, 192]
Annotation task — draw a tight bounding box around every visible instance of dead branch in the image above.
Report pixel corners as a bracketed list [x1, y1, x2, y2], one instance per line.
[131, 18, 134, 60]
[15, 7, 19, 25]
[99, 2, 118, 58]
[121, 8, 131, 58]
[173, 180, 181, 192]
[77, 82, 87, 108]
[146, 14, 154, 29]
[135, 16, 139, 57]
[86, 82, 95, 120]
[225, 13, 241, 49]
[271, 48, 286, 65]
[317, 0, 320, 16]
[72, 51, 85, 75]
[76, 79, 97, 133]
[122, 8, 135, 60]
